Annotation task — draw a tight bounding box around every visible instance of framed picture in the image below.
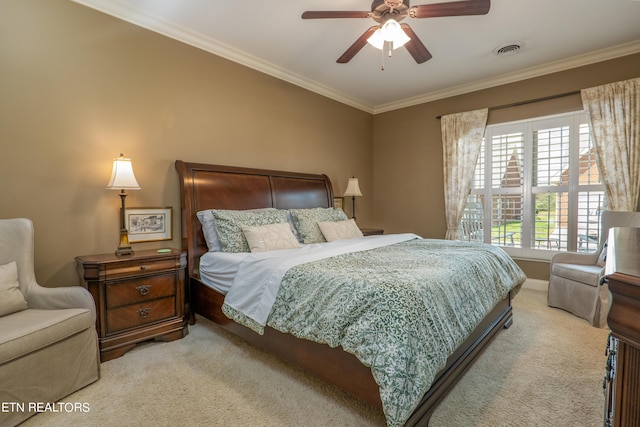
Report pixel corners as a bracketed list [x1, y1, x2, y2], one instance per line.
[125, 207, 172, 243]
[333, 197, 343, 209]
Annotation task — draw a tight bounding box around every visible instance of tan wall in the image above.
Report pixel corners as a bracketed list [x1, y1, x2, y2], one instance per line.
[0, 0, 373, 287]
[373, 54, 640, 279]
[2, 1, 638, 285]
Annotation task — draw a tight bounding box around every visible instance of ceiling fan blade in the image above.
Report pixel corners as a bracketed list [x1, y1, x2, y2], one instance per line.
[409, 0, 490, 18]
[302, 11, 371, 19]
[400, 24, 432, 64]
[337, 26, 379, 63]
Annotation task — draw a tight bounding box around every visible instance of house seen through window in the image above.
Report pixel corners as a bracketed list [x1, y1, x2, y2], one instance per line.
[461, 111, 606, 254]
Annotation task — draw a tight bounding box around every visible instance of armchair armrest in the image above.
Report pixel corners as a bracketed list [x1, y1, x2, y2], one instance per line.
[550, 251, 600, 266]
[25, 283, 96, 323]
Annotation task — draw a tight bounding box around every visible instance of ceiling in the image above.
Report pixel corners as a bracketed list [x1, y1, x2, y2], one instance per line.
[73, 0, 640, 113]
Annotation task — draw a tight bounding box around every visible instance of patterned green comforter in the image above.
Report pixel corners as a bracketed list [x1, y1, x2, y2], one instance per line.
[223, 238, 526, 426]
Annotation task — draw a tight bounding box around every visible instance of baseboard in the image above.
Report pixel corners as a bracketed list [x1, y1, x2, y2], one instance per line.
[522, 278, 549, 292]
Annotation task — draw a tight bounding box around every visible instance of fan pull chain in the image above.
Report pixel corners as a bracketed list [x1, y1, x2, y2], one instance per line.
[379, 40, 397, 70]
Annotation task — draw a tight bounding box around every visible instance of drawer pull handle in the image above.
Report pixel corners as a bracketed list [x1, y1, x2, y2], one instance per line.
[138, 308, 151, 318]
[140, 265, 147, 271]
[136, 285, 151, 296]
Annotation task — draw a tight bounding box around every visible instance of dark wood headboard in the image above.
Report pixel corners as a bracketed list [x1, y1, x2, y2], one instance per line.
[175, 161, 334, 277]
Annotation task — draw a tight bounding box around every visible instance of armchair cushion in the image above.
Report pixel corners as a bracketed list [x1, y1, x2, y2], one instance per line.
[551, 263, 603, 287]
[0, 262, 28, 317]
[0, 308, 92, 364]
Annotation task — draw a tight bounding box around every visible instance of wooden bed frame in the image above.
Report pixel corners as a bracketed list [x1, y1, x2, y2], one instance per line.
[175, 160, 514, 426]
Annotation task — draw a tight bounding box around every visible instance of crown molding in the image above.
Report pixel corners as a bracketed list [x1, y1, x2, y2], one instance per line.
[73, 1, 639, 115]
[373, 40, 640, 114]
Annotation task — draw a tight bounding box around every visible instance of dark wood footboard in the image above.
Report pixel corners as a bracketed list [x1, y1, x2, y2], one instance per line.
[192, 275, 512, 424]
[406, 296, 512, 425]
[191, 276, 383, 406]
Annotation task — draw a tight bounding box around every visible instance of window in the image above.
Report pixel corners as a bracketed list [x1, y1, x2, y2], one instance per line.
[461, 111, 605, 257]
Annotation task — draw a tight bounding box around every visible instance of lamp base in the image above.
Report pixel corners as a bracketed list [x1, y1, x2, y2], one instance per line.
[115, 227, 134, 256]
[115, 246, 134, 256]
[351, 196, 357, 221]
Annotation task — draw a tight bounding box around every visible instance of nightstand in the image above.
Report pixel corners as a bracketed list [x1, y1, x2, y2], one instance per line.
[76, 249, 188, 362]
[360, 227, 384, 236]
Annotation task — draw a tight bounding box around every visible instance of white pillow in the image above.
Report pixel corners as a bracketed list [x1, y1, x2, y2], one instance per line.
[196, 210, 222, 252]
[241, 222, 302, 253]
[288, 207, 349, 244]
[0, 261, 28, 316]
[197, 208, 277, 252]
[318, 219, 364, 242]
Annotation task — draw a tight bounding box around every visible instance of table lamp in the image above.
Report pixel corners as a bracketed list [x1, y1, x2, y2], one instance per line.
[106, 154, 140, 256]
[343, 177, 362, 220]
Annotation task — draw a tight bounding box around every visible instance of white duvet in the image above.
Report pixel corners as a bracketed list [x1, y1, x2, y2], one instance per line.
[202, 233, 419, 328]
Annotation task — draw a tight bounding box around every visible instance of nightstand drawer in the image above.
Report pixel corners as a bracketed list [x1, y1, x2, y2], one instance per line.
[76, 248, 187, 361]
[106, 273, 176, 309]
[105, 258, 177, 279]
[107, 297, 176, 334]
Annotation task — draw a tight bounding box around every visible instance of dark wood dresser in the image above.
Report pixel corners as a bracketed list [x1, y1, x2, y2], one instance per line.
[603, 227, 640, 427]
[76, 248, 188, 362]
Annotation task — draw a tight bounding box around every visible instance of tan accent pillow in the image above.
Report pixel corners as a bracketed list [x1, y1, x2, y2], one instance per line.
[0, 261, 28, 316]
[318, 219, 364, 242]
[241, 222, 302, 253]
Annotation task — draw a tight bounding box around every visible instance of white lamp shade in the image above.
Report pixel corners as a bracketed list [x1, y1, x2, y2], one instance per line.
[366, 29, 386, 50]
[106, 154, 140, 190]
[343, 177, 363, 197]
[367, 19, 410, 50]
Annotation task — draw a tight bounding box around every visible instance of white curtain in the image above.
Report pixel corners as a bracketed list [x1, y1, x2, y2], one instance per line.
[441, 108, 488, 240]
[581, 77, 640, 212]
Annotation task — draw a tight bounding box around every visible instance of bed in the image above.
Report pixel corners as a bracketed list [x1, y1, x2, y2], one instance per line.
[175, 160, 526, 426]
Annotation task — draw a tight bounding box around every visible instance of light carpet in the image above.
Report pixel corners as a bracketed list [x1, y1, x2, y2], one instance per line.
[22, 281, 609, 426]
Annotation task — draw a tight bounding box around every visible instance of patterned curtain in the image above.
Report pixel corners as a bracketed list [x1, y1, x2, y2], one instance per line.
[581, 77, 640, 212]
[441, 108, 488, 240]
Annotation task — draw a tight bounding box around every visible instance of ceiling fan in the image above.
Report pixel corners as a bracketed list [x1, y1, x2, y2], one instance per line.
[302, 0, 490, 64]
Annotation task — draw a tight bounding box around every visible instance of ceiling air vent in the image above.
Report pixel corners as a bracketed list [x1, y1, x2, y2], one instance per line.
[493, 42, 525, 56]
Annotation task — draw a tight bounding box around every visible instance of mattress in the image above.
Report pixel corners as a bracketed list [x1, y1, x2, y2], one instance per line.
[199, 251, 251, 294]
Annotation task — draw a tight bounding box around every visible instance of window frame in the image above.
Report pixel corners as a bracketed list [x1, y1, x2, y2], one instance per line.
[466, 111, 605, 261]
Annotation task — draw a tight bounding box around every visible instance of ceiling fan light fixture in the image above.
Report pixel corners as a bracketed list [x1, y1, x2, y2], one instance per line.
[366, 28, 385, 50]
[367, 18, 410, 50]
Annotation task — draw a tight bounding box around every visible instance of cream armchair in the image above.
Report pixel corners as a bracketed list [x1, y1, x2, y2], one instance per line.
[548, 211, 640, 328]
[0, 218, 100, 427]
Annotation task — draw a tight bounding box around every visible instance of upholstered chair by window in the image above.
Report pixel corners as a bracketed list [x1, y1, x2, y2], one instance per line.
[548, 211, 640, 328]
